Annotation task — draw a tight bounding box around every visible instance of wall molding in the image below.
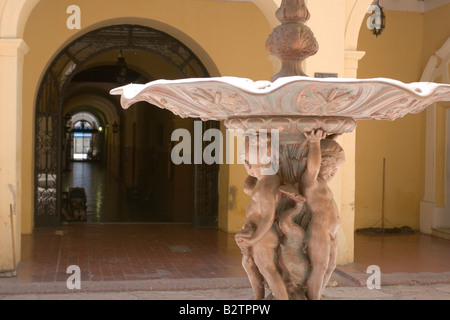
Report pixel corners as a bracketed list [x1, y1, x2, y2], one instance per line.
[420, 36, 450, 234]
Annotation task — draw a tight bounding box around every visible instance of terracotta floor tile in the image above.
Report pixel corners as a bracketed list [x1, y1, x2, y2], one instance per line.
[9, 162, 450, 285]
[14, 223, 450, 284]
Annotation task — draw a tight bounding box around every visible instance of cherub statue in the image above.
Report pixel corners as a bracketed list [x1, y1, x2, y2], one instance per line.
[235, 173, 289, 300]
[235, 132, 289, 300]
[300, 129, 345, 300]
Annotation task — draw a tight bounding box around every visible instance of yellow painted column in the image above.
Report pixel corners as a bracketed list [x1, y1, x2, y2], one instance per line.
[0, 38, 29, 274]
[333, 50, 365, 264]
[303, 0, 358, 265]
[218, 125, 249, 233]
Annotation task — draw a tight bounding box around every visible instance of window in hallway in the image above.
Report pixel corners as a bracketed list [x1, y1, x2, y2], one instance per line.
[69, 112, 103, 161]
[73, 132, 91, 160]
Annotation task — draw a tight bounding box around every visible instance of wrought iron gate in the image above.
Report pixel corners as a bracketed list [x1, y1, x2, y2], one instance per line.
[34, 24, 217, 227]
[193, 121, 220, 227]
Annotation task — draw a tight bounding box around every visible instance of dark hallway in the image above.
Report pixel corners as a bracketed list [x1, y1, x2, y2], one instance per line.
[62, 161, 171, 223]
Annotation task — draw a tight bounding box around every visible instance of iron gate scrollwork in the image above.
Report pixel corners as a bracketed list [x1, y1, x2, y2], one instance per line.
[193, 120, 220, 227]
[35, 113, 60, 220]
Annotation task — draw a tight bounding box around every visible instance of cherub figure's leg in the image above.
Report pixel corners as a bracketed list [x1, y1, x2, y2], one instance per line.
[242, 253, 265, 300]
[306, 228, 330, 300]
[321, 238, 338, 296]
[253, 228, 289, 300]
[236, 224, 266, 300]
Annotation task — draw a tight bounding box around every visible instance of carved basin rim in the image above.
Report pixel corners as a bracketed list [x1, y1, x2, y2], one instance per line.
[110, 76, 450, 121]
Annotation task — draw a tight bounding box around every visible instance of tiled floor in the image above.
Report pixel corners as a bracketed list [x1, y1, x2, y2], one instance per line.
[13, 224, 450, 285]
[7, 161, 450, 287]
[341, 232, 450, 274]
[17, 223, 246, 283]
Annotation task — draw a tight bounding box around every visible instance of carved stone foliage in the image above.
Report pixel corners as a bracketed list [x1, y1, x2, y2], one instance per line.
[225, 116, 356, 138]
[111, 76, 450, 122]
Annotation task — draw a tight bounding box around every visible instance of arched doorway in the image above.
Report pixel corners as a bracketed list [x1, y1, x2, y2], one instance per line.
[67, 111, 103, 161]
[420, 37, 450, 235]
[35, 24, 219, 227]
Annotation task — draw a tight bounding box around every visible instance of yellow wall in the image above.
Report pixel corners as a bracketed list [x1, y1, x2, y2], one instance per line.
[355, 5, 450, 230]
[20, 0, 273, 234]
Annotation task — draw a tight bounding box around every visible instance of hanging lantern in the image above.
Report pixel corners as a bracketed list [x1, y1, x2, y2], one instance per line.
[64, 113, 72, 132]
[115, 49, 127, 84]
[112, 121, 119, 134]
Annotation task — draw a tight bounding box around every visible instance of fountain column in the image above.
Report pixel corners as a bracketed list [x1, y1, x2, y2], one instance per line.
[230, 0, 358, 300]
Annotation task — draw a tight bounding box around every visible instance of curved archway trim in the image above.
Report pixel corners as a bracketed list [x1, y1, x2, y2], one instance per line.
[0, 0, 40, 38]
[34, 23, 212, 226]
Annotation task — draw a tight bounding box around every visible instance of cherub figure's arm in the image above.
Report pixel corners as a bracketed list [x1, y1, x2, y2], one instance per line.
[303, 129, 326, 187]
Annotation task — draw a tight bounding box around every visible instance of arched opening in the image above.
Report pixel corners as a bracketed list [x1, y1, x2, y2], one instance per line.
[35, 24, 219, 227]
[420, 37, 450, 235]
[67, 111, 103, 161]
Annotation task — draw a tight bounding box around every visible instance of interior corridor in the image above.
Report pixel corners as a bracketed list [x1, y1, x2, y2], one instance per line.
[62, 161, 170, 223]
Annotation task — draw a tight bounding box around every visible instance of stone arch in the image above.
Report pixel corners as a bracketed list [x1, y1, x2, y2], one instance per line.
[420, 37, 450, 234]
[251, 0, 280, 29]
[34, 23, 215, 226]
[343, 0, 374, 78]
[37, 17, 221, 85]
[71, 111, 101, 129]
[0, 0, 221, 81]
[63, 94, 119, 128]
[0, 0, 40, 38]
[344, 0, 374, 51]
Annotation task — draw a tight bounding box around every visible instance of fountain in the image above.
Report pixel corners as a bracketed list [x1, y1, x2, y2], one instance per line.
[111, 0, 450, 300]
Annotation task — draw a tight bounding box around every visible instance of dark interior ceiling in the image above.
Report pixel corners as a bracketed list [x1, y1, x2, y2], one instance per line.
[71, 65, 145, 84]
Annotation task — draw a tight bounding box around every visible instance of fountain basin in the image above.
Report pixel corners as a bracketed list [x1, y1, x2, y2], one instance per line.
[110, 76, 450, 123]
